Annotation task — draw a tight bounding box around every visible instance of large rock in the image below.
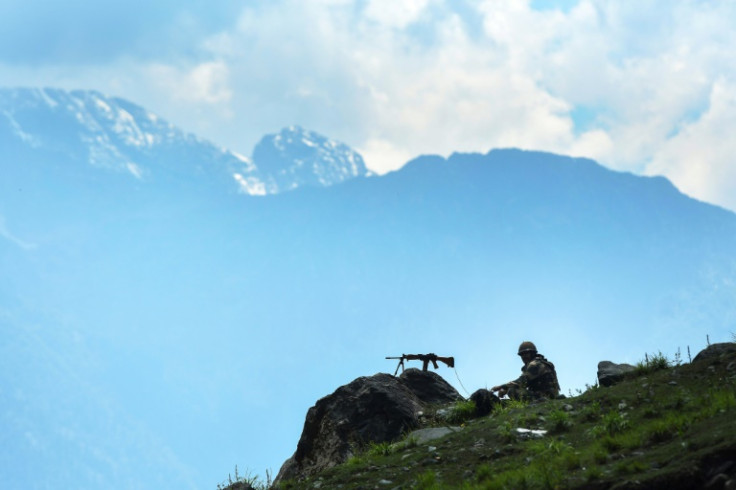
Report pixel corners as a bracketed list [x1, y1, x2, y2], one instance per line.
[398, 368, 464, 405]
[274, 369, 461, 483]
[597, 361, 636, 387]
[693, 343, 736, 364]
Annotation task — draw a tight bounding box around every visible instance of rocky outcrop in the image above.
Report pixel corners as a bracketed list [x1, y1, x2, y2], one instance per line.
[397, 368, 464, 405]
[597, 360, 636, 387]
[693, 343, 736, 364]
[274, 369, 461, 484]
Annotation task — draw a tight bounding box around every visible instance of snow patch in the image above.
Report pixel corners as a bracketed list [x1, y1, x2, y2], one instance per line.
[233, 173, 268, 196]
[3, 110, 39, 146]
[39, 88, 59, 108]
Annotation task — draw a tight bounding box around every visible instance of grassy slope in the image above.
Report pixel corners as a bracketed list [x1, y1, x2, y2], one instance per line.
[276, 349, 736, 489]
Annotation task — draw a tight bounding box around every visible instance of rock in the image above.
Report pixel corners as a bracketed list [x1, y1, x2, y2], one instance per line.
[274, 369, 461, 484]
[398, 368, 464, 404]
[693, 343, 736, 364]
[598, 361, 636, 387]
[515, 428, 547, 439]
[406, 427, 462, 445]
[469, 388, 500, 416]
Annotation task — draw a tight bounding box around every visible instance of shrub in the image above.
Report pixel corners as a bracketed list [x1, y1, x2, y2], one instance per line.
[592, 447, 608, 464]
[367, 441, 394, 457]
[642, 406, 660, 419]
[698, 388, 736, 417]
[585, 465, 604, 481]
[475, 464, 493, 483]
[547, 408, 573, 433]
[591, 410, 629, 438]
[445, 399, 477, 424]
[581, 401, 602, 422]
[217, 466, 271, 490]
[635, 351, 670, 375]
[415, 470, 440, 490]
[497, 421, 515, 443]
[615, 459, 648, 475]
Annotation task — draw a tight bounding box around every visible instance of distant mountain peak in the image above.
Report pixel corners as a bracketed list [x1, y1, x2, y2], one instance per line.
[1, 88, 369, 196]
[252, 125, 371, 192]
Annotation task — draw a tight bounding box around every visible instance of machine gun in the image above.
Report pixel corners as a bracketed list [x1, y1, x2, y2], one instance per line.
[385, 353, 455, 376]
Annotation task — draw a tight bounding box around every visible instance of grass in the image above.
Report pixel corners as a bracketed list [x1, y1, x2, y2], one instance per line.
[634, 350, 671, 375]
[217, 466, 272, 490]
[546, 408, 573, 433]
[443, 399, 478, 424]
[233, 348, 736, 489]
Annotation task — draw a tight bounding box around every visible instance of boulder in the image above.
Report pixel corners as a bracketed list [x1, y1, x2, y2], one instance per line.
[406, 426, 462, 445]
[398, 368, 464, 405]
[597, 361, 636, 387]
[693, 343, 736, 364]
[274, 369, 461, 484]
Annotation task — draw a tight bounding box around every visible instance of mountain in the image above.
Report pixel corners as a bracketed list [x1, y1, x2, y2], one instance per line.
[0, 88, 368, 196]
[2, 89, 736, 489]
[252, 125, 370, 192]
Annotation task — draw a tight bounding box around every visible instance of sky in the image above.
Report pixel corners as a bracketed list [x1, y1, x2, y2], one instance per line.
[2, 0, 736, 212]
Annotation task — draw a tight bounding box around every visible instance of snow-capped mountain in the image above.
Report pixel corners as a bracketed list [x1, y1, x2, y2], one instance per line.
[252, 125, 370, 192]
[0, 88, 368, 195]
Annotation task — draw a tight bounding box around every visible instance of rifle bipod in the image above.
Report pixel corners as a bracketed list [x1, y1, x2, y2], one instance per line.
[385, 353, 455, 376]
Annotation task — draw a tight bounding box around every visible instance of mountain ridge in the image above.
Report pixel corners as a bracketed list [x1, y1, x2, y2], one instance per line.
[0, 87, 368, 196]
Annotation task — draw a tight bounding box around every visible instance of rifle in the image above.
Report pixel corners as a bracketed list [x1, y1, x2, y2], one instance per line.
[385, 353, 455, 376]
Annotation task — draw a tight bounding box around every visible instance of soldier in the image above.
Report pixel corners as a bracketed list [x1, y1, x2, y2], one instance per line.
[491, 341, 560, 401]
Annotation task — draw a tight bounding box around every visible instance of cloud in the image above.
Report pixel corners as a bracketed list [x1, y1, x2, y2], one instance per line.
[647, 79, 736, 211]
[1, 0, 735, 210]
[363, 0, 432, 29]
[0, 0, 241, 64]
[0, 216, 36, 250]
[147, 62, 233, 104]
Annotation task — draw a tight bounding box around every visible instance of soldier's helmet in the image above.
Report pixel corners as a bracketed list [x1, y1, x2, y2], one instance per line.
[518, 341, 538, 356]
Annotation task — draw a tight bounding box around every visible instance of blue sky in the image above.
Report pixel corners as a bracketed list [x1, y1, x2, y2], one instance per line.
[2, 0, 736, 211]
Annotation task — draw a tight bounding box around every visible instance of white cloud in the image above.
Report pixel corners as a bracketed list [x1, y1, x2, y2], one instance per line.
[363, 0, 431, 29]
[359, 138, 415, 174]
[647, 79, 736, 210]
[0, 215, 36, 250]
[2, 0, 736, 211]
[147, 61, 232, 104]
[167, 1, 736, 211]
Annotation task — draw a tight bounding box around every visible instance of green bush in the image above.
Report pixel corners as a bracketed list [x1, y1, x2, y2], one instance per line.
[591, 410, 629, 438]
[585, 465, 604, 481]
[475, 464, 493, 483]
[415, 470, 440, 490]
[547, 409, 573, 433]
[581, 401, 602, 422]
[615, 459, 648, 475]
[445, 399, 477, 424]
[367, 441, 394, 457]
[635, 351, 670, 375]
[217, 466, 271, 490]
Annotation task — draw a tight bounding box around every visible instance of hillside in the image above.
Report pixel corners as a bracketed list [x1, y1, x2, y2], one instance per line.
[245, 343, 736, 489]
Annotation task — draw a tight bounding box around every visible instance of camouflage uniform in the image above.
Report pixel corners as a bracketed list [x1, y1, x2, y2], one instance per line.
[506, 354, 560, 401]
